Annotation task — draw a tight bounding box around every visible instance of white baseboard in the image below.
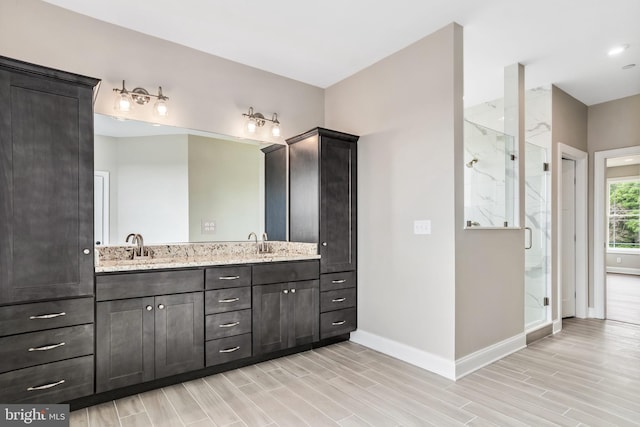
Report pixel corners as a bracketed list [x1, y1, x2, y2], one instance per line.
[454, 333, 526, 380]
[553, 319, 562, 334]
[350, 330, 456, 380]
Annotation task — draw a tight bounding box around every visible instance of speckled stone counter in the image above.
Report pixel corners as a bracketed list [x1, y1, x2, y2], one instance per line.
[95, 241, 319, 273]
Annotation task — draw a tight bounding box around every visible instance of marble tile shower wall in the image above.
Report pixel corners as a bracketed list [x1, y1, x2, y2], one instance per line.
[464, 86, 552, 228]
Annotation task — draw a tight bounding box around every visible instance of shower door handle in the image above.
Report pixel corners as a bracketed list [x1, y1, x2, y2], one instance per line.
[525, 227, 533, 250]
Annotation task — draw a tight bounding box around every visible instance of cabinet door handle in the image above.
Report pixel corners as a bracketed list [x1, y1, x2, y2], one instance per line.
[219, 276, 240, 280]
[331, 279, 346, 284]
[219, 346, 240, 353]
[218, 298, 240, 303]
[158, 304, 165, 310]
[322, 242, 327, 247]
[219, 321, 240, 328]
[28, 342, 66, 352]
[332, 320, 346, 326]
[27, 379, 65, 391]
[291, 288, 296, 293]
[332, 298, 346, 303]
[283, 289, 289, 294]
[146, 305, 153, 311]
[29, 312, 66, 320]
[83, 248, 91, 255]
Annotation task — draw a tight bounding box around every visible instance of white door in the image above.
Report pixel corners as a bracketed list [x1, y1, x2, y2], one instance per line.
[562, 159, 576, 317]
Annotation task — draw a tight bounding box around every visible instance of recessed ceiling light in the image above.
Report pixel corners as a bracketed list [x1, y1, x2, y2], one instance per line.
[608, 44, 629, 56]
[622, 63, 636, 70]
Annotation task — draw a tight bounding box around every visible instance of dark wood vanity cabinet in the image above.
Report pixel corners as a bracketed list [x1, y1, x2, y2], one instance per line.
[288, 128, 358, 338]
[0, 56, 98, 404]
[252, 261, 320, 355]
[0, 56, 99, 305]
[288, 128, 358, 274]
[95, 271, 205, 393]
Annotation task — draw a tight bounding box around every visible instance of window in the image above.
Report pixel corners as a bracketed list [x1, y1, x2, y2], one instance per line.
[608, 177, 640, 250]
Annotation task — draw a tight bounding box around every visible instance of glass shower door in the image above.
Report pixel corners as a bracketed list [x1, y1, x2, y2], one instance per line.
[525, 142, 550, 329]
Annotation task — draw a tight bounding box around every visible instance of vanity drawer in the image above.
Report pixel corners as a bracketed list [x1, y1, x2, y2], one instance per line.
[0, 297, 94, 337]
[96, 270, 204, 301]
[320, 308, 357, 339]
[206, 287, 251, 314]
[206, 309, 252, 340]
[0, 355, 94, 404]
[320, 288, 357, 313]
[206, 333, 252, 366]
[320, 271, 356, 292]
[206, 266, 251, 289]
[252, 260, 319, 285]
[0, 324, 94, 374]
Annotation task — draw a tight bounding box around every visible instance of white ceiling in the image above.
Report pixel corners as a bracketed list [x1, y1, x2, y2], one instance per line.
[43, 0, 640, 107]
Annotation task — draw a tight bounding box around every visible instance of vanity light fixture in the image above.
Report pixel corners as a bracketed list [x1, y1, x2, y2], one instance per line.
[113, 80, 170, 117]
[243, 107, 281, 137]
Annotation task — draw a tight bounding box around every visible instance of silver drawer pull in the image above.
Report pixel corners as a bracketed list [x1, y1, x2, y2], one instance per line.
[219, 276, 240, 280]
[27, 379, 65, 391]
[28, 342, 66, 352]
[219, 321, 240, 328]
[332, 298, 346, 303]
[218, 298, 240, 303]
[219, 346, 240, 353]
[331, 279, 347, 284]
[332, 320, 346, 326]
[30, 312, 66, 320]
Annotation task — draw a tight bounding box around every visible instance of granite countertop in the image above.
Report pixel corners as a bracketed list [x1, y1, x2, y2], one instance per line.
[94, 241, 319, 273]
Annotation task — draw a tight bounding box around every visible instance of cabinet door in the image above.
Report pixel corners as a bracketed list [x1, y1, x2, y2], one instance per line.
[96, 298, 154, 393]
[155, 292, 204, 379]
[320, 137, 357, 273]
[289, 280, 319, 347]
[252, 283, 288, 355]
[0, 69, 94, 304]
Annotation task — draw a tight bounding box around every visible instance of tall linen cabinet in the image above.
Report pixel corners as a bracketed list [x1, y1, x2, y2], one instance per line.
[0, 56, 99, 403]
[287, 128, 358, 339]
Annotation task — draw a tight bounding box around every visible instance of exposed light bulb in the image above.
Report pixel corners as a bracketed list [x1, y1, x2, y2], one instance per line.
[116, 93, 132, 112]
[154, 99, 168, 117]
[271, 122, 281, 137]
[246, 119, 257, 133]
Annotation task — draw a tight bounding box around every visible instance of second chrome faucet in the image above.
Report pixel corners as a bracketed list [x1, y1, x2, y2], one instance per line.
[248, 232, 269, 254]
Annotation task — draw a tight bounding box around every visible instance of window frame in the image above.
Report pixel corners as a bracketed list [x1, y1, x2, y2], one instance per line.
[606, 175, 640, 254]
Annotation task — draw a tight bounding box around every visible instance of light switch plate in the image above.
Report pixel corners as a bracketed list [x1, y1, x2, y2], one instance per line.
[201, 219, 216, 234]
[414, 220, 431, 235]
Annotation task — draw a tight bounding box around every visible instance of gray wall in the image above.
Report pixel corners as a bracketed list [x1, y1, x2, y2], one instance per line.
[0, 0, 325, 142]
[551, 86, 588, 319]
[325, 24, 460, 362]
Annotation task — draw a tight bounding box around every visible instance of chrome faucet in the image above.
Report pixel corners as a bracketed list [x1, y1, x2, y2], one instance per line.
[248, 232, 259, 254]
[261, 232, 269, 253]
[125, 233, 148, 258]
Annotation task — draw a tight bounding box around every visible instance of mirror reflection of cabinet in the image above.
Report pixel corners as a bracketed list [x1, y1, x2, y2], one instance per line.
[94, 114, 286, 245]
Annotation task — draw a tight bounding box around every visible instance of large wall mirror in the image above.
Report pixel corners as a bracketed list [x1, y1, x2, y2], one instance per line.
[94, 114, 283, 245]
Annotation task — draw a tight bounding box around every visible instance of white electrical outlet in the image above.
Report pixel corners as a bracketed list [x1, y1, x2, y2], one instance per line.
[201, 219, 216, 234]
[414, 220, 431, 235]
[616, 257, 622, 263]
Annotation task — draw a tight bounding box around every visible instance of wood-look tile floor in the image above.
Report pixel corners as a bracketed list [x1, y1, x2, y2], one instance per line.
[607, 273, 640, 325]
[71, 318, 640, 426]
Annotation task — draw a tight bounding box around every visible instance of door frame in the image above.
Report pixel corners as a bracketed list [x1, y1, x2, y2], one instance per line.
[556, 144, 588, 328]
[95, 171, 110, 245]
[593, 146, 640, 319]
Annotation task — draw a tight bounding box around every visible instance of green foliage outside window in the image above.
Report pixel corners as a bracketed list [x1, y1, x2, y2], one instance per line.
[608, 180, 640, 249]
